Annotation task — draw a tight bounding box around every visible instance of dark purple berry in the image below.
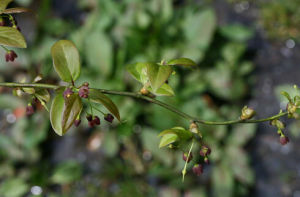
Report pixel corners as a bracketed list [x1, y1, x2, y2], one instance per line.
[280, 136, 289, 145]
[182, 152, 193, 163]
[104, 113, 114, 123]
[26, 105, 34, 116]
[93, 116, 100, 125]
[5, 50, 18, 62]
[88, 120, 95, 128]
[63, 88, 74, 99]
[86, 115, 93, 121]
[74, 119, 81, 127]
[192, 164, 203, 176]
[199, 145, 211, 157]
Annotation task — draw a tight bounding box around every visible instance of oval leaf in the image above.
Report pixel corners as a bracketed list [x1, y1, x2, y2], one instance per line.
[167, 58, 197, 67]
[51, 40, 81, 82]
[62, 94, 82, 133]
[159, 133, 178, 148]
[0, 27, 27, 48]
[1, 7, 32, 14]
[89, 89, 120, 121]
[126, 62, 149, 85]
[50, 93, 65, 136]
[147, 83, 174, 96]
[146, 63, 173, 91]
[0, 0, 12, 12]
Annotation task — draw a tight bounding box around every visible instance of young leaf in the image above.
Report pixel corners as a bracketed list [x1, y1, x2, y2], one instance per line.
[147, 83, 174, 96]
[146, 63, 173, 91]
[126, 62, 149, 84]
[61, 94, 82, 133]
[159, 133, 178, 148]
[88, 89, 120, 121]
[50, 93, 65, 136]
[51, 40, 81, 83]
[167, 58, 197, 67]
[35, 89, 50, 103]
[0, 27, 27, 48]
[0, 0, 12, 12]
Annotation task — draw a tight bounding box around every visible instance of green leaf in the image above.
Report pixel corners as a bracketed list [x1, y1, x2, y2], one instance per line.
[158, 127, 192, 141]
[146, 63, 173, 91]
[50, 93, 65, 136]
[61, 94, 82, 133]
[212, 163, 234, 197]
[51, 40, 81, 82]
[159, 133, 178, 148]
[35, 89, 50, 103]
[147, 83, 174, 96]
[220, 24, 254, 42]
[126, 62, 149, 84]
[0, 0, 12, 12]
[167, 58, 197, 67]
[0, 27, 27, 48]
[89, 89, 120, 121]
[51, 160, 82, 184]
[0, 178, 29, 197]
[1, 7, 31, 14]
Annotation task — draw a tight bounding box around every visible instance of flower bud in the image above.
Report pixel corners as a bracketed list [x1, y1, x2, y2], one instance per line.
[204, 157, 210, 164]
[279, 135, 289, 145]
[26, 104, 34, 116]
[192, 164, 203, 176]
[270, 119, 285, 129]
[74, 119, 81, 127]
[86, 114, 93, 121]
[189, 122, 199, 134]
[182, 152, 193, 163]
[240, 106, 255, 120]
[199, 145, 211, 157]
[93, 116, 101, 125]
[5, 50, 18, 62]
[79, 83, 89, 98]
[104, 113, 114, 123]
[140, 87, 149, 95]
[63, 88, 74, 99]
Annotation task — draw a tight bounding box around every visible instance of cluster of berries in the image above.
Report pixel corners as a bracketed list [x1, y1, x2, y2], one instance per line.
[73, 113, 114, 128]
[182, 145, 211, 176]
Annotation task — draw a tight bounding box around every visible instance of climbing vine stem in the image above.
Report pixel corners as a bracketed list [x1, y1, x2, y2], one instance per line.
[0, 82, 288, 125]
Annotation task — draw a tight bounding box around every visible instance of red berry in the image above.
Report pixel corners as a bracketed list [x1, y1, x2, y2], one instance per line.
[182, 152, 193, 163]
[279, 136, 289, 145]
[192, 164, 203, 176]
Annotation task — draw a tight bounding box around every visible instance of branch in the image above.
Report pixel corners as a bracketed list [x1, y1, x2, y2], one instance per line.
[0, 82, 288, 125]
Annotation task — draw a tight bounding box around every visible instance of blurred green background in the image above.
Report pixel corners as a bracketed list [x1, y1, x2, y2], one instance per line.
[0, 0, 300, 197]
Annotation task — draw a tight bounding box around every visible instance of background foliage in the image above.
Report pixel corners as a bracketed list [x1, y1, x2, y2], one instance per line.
[0, 0, 299, 197]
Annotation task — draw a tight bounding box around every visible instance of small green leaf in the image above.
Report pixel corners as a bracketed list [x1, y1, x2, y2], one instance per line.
[159, 133, 178, 148]
[147, 83, 174, 96]
[0, 27, 27, 48]
[146, 63, 173, 91]
[1, 7, 31, 14]
[167, 58, 197, 67]
[62, 94, 82, 133]
[126, 62, 149, 84]
[50, 93, 65, 136]
[51, 40, 81, 82]
[0, 0, 12, 12]
[89, 89, 120, 121]
[281, 91, 292, 103]
[158, 127, 192, 141]
[0, 178, 29, 197]
[35, 89, 50, 103]
[51, 160, 82, 184]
